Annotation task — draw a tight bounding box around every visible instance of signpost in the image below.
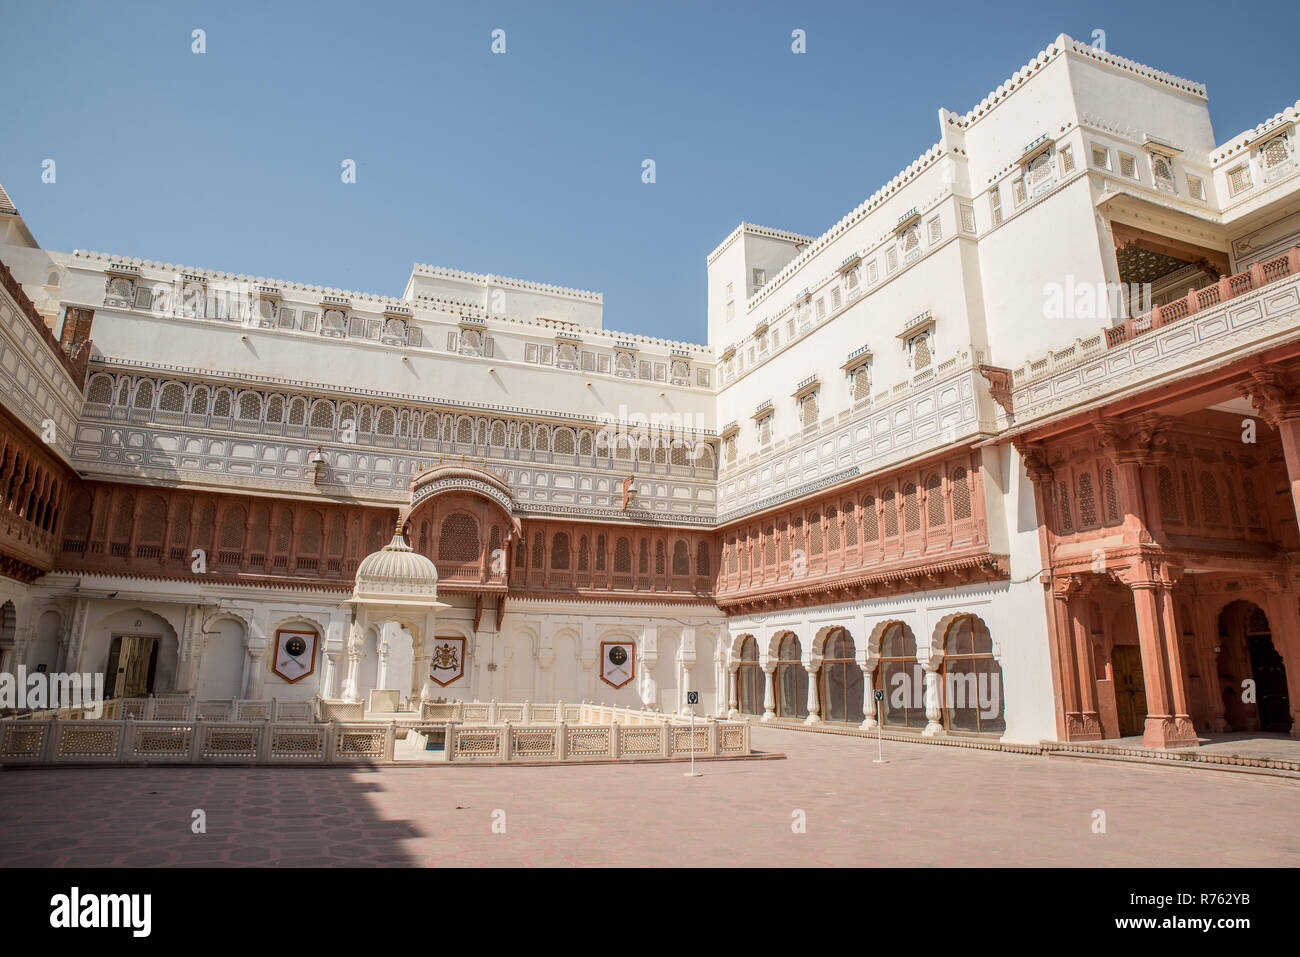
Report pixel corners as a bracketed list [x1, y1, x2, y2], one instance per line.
[684, 690, 702, 777]
[872, 688, 887, 764]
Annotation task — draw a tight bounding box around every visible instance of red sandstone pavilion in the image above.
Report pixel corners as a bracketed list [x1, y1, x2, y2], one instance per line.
[0, 33, 1298, 759]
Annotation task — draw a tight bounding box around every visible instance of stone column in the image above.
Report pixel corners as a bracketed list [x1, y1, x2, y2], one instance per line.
[342, 617, 365, 703]
[727, 665, 739, 719]
[859, 661, 878, 731]
[244, 638, 267, 700]
[376, 625, 390, 691]
[921, 664, 943, 736]
[1122, 563, 1197, 748]
[761, 665, 776, 722]
[1156, 573, 1197, 744]
[803, 662, 820, 725]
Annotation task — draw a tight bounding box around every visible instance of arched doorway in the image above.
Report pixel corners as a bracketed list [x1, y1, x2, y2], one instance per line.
[818, 628, 864, 723]
[1218, 601, 1293, 734]
[773, 633, 808, 720]
[939, 614, 1005, 734]
[877, 622, 925, 729]
[737, 637, 762, 716]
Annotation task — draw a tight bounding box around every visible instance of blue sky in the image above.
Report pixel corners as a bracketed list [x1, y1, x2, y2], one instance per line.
[2, 0, 1298, 343]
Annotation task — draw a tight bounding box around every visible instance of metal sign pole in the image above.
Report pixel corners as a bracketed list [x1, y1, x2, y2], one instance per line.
[684, 690, 702, 777]
[872, 689, 887, 764]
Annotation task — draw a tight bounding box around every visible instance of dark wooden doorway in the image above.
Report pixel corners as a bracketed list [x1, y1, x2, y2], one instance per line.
[1113, 644, 1147, 737]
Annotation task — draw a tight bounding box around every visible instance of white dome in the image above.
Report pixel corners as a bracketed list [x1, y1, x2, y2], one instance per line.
[349, 531, 439, 604]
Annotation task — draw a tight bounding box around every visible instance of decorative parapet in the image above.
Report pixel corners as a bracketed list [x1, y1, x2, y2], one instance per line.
[1006, 247, 1300, 424]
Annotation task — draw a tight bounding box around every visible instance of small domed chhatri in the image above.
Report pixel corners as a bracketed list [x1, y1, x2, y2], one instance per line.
[348, 523, 441, 606]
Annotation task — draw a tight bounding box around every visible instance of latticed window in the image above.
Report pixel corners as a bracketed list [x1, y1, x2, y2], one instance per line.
[1103, 468, 1119, 524]
[655, 540, 666, 575]
[377, 409, 395, 435]
[903, 483, 920, 532]
[87, 374, 113, 405]
[550, 532, 570, 570]
[852, 365, 871, 401]
[1200, 472, 1223, 525]
[439, 513, 480, 563]
[596, 534, 607, 571]
[844, 506, 858, 546]
[264, 395, 283, 424]
[614, 537, 632, 573]
[1028, 152, 1053, 190]
[490, 420, 506, 446]
[926, 474, 944, 527]
[800, 392, 819, 427]
[990, 184, 1003, 226]
[309, 401, 333, 430]
[638, 539, 649, 574]
[169, 499, 191, 551]
[827, 508, 840, 550]
[901, 225, 921, 264]
[1261, 135, 1289, 169]
[139, 496, 166, 546]
[952, 468, 971, 521]
[1158, 467, 1178, 522]
[1243, 476, 1261, 527]
[696, 541, 709, 576]
[133, 380, 154, 409]
[456, 418, 473, 443]
[213, 391, 231, 417]
[865, 499, 883, 542]
[159, 383, 186, 414]
[808, 513, 822, 554]
[237, 392, 261, 421]
[883, 490, 898, 537]
[554, 429, 575, 454]
[779, 521, 791, 560]
[910, 333, 932, 369]
[220, 507, 246, 550]
[1151, 154, 1175, 190]
[577, 535, 589, 571]
[1057, 481, 1074, 533]
[763, 526, 776, 564]
[1228, 165, 1252, 195]
[536, 427, 550, 452]
[1119, 153, 1136, 178]
[1077, 472, 1097, 527]
[287, 397, 304, 425]
[1182, 472, 1197, 524]
[1227, 483, 1242, 527]
[531, 532, 545, 568]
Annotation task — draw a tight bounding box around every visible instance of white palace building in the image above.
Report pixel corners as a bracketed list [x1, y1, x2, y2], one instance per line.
[3, 34, 1300, 750]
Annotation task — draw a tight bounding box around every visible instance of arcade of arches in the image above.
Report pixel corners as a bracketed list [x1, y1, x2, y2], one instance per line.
[728, 615, 1006, 736]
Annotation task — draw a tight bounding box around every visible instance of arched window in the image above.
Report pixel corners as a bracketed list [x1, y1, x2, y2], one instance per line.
[695, 540, 709, 577]
[940, 615, 1004, 734]
[737, 637, 762, 717]
[774, 633, 808, 719]
[952, 467, 971, 521]
[614, 537, 631, 573]
[819, 628, 863, 724]
[878, 623, 924, 729]
[553, 428, 574, 454]
[925, 474, 944, 527]
[672, 540, 690, 576]
[882, 488, 898, 538]
[438, 513, 480, 563]
[86, 373, 113, 406]
[550, 532, 570, 570]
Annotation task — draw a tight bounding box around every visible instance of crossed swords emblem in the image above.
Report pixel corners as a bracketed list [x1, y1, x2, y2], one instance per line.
[606, 645, 630, 680]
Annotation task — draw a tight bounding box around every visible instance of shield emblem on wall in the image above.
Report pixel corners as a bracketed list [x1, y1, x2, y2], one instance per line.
[272, 629, 318, 683]
[430, 636, 466, 686]
[600, 640, 636, 689]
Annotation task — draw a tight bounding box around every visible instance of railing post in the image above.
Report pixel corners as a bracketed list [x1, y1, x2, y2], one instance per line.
[1184, 287, 1198, 317]
[1250, 262, 1267, 289]
[119, 717, 134, 762]
[557, 720, 568, 760]
[189, 720, 204, 762]
[1288, 245, 1300, 277]
[501, 721, 512, 761]
[256, 721, 272, 763]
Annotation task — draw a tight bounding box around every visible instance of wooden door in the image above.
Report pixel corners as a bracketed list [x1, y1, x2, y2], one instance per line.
[1113, 645, 1147, 737]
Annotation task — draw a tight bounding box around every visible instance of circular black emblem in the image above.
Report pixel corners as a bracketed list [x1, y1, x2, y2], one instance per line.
[285, 636, 307, 657]
[608, 645, 628, 666]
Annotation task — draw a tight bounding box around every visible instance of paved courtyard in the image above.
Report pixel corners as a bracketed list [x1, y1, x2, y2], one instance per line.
[0, 727, 1296, 867]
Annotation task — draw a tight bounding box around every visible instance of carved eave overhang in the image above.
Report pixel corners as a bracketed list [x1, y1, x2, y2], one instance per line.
[718, 552, 1010, 615]
[256, 284, 281, 300]
[791, 375, 820, 400]
[0, 552, 47, 585]
[720, 342, 737, 361]
[896, 311, 935, 339]
[105, 262, 141, 278]
[751, 400, 774, 421]
[841, 346, 873, 372]
[554, 329, 583, 345]
[720, 421, 740, 440]
[752, 317, 769, 337]
[459, 314, 486, 329]
[1018, 134, 1056, 166]
[382, 302, 412, 318]
[320, 294, 351, 308]
[894, 208, 921, 234]
[839, 253, 862, 274]
[1142, 134, 1183, 157]
[504, 588, 717, 607]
